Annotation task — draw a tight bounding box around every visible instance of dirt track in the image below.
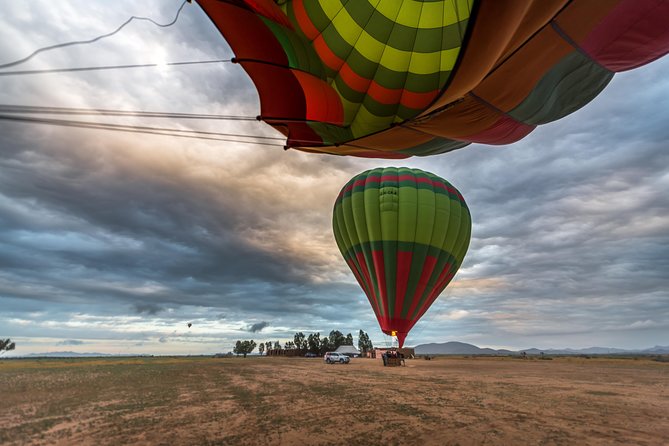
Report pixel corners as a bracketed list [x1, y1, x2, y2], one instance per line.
[1, 355, 668, 445]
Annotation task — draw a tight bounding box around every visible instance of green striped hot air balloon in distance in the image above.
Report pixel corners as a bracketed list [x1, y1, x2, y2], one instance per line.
[332, 167, 471, 347]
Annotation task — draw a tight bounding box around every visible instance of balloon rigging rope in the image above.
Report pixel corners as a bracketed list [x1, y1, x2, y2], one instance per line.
[0, 104, 259, 122]
[0, 113, 286, 147]
[0, 0, 190, 70]
[0, 59, 233, 77]
[0, 3, 291, 147]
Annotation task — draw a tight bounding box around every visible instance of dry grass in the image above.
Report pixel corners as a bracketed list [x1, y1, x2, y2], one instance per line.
[1, 355, 667, 445]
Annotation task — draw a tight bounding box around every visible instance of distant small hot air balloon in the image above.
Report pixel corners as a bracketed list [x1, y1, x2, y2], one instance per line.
[333, 167, 471, 347]
[187, 323, 192, 329]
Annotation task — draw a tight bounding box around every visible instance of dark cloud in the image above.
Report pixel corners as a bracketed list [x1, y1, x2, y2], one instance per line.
[247, 321, 269, 333]
[133, 303, 165, 315]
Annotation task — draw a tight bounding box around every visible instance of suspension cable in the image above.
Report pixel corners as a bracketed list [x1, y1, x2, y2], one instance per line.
[0, 1, 191, 70]
[0, 104, 257, 121]
[0, 114, 285, 147]
[0, 59, 232, 77]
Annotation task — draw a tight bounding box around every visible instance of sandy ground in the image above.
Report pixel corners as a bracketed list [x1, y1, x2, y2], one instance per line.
[1, 355, 668, 445]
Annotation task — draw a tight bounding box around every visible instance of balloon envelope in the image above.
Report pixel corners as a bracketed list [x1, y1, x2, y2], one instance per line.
[332, 167, 471, 347]
[197, 0, 669, 158]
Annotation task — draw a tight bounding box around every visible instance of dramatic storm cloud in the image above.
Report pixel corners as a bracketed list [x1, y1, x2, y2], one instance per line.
[0, 1, 667, 355]
[247, 322, 270, 333]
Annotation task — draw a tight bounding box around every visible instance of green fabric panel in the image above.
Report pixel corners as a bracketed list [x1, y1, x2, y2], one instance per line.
[333, 167, 471, 323]
[378, 166, 400, 316]
[407, 191, 464, 320]
[397, 172, 418, 243]
[333, 198, 373, 301]
[350, 105, 395, 139]
[414, 188, 437, 246]
[302, 0, 336, 37]
[260, 18, 325, 79]
[340, 241, 455, 261]
[509, 52, 614, 125]
[441, 197, 463, 254]
[333, 75, 367, 113]
[403, 70, 443, 93]
[304, 121, 354, 146]
[350, 182, 370, 245]
[343, 184, 381, 304]
[344, 182, 461, 203]
[285, 0, 472, 146]
[349, 1, 467, 52]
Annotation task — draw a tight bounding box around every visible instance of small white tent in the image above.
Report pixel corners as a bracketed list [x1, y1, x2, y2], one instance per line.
[335, 345, 360, 357]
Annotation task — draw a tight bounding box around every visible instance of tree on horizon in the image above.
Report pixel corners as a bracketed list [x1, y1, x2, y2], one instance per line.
[1, 338, 16, 355]
[233, 340, 256, 358]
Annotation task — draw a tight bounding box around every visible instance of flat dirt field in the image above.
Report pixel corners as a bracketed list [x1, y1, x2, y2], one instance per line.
[1, 355, 667, 445]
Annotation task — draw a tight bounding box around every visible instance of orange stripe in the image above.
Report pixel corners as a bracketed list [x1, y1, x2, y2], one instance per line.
[313, 35, 344, 71]
[399, 89, 439, 110]
[291, 0, 320, 40]
[338, 61, 438, 109]
[338, 62, 371, 93]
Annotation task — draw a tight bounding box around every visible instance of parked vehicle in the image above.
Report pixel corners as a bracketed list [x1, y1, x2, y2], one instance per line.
[304, 352, 318, 358]
[324, 352, 350, 364]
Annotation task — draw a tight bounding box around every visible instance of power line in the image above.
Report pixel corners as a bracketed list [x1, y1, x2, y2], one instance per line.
[0, 104, 258, 121]
[0, 114, 285, 147]
[0, 59, 231, 77]
[0, 0, 190, 70]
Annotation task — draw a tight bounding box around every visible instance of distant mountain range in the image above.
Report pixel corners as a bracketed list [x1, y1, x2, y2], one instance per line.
[414, 342, 669, 355]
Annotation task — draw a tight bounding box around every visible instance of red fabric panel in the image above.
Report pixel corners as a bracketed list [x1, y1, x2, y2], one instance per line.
[405, 256, 438, 318]
[371, 250, 388, 319]
[459, 115, 535, 145]
[196, 0, 288, 66]
[580, 0, 669, 71]
[394, 251, 413, 318]
[380, 317, 414, 348]
[291, 0, 320, 40]
[243, 62, 306, 120]
[242, 0, 293, 28]
[292, 71, 344, 125]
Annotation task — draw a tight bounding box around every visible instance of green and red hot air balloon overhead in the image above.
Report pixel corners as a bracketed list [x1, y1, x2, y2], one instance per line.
[333, 167, 471, 347]
[196, 0, 669, 158]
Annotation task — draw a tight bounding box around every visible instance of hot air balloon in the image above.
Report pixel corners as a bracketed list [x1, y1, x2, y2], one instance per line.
[332, 167, 471, 347]
[196, 0, 669, 158]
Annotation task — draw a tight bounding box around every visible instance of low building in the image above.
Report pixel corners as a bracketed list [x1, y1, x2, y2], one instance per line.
[334, 345, 360, 357]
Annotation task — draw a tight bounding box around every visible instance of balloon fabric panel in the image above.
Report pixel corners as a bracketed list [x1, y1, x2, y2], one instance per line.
[333, 168, 471, 347]
[197, 0, 669, 157]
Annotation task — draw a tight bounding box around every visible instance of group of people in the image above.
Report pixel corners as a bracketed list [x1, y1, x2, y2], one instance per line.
[381, 350, 405, 366]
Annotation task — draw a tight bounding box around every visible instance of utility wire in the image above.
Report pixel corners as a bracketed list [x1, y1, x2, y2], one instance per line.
[0, 59, 231, 77]
[0, 0, 190, 70]
[0, 114, 285, 147]
[0, 104, 258, 121]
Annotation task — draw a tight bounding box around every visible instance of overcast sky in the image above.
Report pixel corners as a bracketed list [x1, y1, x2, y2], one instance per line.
[1, 1, 667, 355]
